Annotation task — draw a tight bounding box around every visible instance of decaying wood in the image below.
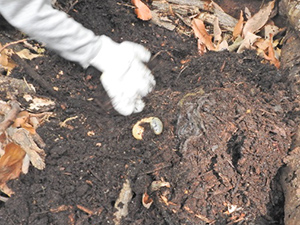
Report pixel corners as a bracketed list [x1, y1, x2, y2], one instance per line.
[6, 126, 46, 170]
[281, 124, 300, 225]
[279, 0, 300, 37]
[197, 2, 238, 32]
[11, 54, 58, 98]
[166, 0, 212, 12]
[151, 10, 176, 31]
[0, 100, 49, 171]
[153, 1, 200, 16]
[164, 0, 238, 31]
[280, 30, 300, 96]
[0, 75, 36, 97]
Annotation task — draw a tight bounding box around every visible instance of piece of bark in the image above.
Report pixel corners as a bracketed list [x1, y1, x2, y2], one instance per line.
[166, 0, 212, 12]
[197, 6, 238, 31]
[0, 75, 36, 97]
[281, 123, 300, 225]
[165, 0, 238, 31]
[153, 1, 200, 16]
[279, 0, 300, 37]
[280, 30, 300, 96]
[6, 126, 45, 170]
[151, 10, 176, 31]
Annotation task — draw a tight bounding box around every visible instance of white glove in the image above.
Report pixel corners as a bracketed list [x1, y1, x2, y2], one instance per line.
[0, 0, 155, 116]
[90, 36, 156, 116]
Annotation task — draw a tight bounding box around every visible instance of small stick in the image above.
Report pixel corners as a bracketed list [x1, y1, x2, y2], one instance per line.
[11, 54, 58, 98]
[0, 39, 27, 54]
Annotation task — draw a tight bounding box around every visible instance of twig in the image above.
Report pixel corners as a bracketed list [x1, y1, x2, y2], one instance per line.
[66, 0, 79, 14]
[11, 54, 58, 98]
[0, 39, 27, 54]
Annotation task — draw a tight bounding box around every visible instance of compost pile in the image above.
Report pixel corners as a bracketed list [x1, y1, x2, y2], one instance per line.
[0, 0, 298, 225]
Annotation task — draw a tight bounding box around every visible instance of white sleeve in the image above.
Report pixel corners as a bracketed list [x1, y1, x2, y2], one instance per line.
[0, 0, 102, 68]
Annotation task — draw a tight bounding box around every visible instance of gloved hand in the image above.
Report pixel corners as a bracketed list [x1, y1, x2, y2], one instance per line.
[90, 36, 155, 116]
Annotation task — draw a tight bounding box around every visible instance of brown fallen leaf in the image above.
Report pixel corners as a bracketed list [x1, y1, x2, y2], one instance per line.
[13, 111, 36, 134]
[263, 36, 280, 69]
[237, 32, 260, 53]
[142, 192, 153, 209]
[131, 0, 152, 21]
[16, 49, 43, 60]
[0, 142, 26, 196]
[233, 10, 244, 39]
[213, 17, 222, 43]
[192, 18, 215, 51]
[197, 39, 207, 55]
[0, 43, 17, 74]
[242, 0, 275, 37]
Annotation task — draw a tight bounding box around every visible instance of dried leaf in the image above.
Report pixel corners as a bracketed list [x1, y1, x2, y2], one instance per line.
[263, 23, 284, 39]
[213, 17, 222, 43]
[233, 11, 244, 39]
[16, 49, 42, 60]
[197, 39, 207, 55]
[237, 32, 260, 53]
[192, 18, 215, 51]
[13, 111, 36, 134]
[263, 37, 280, 69]
[244, 7, 251, 20]
[0, 142, 26, 195]
[13, 111, 30, 128]
[131, 0, 152, 21]
[254, 38, 270, 52]
[6, 127, 46, 170]
[215, 39, 229, 51]
[0, 43, 17, 74]
[242, 0, 275, 37]
[142, 192, 153, 209]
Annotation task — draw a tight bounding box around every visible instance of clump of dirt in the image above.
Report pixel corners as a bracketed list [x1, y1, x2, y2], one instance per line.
[0, 1, 298, 225]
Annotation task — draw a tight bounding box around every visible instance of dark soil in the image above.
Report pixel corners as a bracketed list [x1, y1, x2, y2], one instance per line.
[0, 0, 298, 224]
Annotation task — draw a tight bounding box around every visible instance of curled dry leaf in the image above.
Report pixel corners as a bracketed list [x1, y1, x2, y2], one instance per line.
[131, 0, 152, 21]
[242, 0, 275, 37]
[16, 49, 43, 60]
[0, 43, 17, 74]
[233, 10, 244, 39]
[13, 111, 36, 134]
[263, 37, 280, 69]
[142, 192, 153, 209]
[0, 142, 26, 196]
[192, 18, 215, 51]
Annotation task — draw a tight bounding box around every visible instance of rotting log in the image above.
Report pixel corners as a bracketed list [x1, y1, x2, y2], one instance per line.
[280, 30, 300, 96]
[279, 2, 300, 224]
[279, 0, 300, 37]
[280, 125, 300, 225]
